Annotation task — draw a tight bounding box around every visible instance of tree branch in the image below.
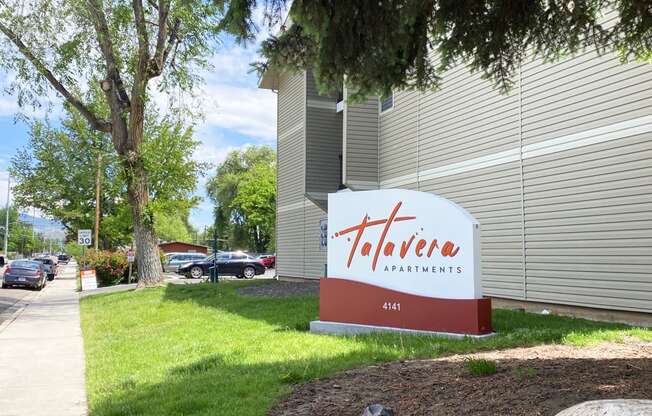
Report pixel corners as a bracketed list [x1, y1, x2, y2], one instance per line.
[148, 0, 180, 78]
[85, 0, 131, 109]
[133, 0, 150, 68]
[0, 21, 111, 133]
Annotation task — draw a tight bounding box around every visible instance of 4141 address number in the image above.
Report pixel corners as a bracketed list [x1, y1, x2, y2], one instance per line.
[382, 302, 401, 312]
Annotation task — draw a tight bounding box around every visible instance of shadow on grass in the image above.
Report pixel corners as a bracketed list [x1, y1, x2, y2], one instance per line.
[86, 282, 648, 416]
[90, 352, 652, 416]
[162, 281, 634, 345]
[163, 280, 320, 331]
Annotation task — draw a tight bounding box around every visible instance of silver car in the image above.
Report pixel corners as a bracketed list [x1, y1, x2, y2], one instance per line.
[164, 253, 207, 273]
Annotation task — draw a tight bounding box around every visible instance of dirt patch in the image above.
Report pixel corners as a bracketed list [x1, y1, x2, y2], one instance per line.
[270, 341, 652, 416]
[237, 281, 319, 298]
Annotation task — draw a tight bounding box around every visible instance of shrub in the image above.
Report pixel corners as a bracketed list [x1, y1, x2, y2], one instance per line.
[81, 250, 129, 287]
[464, 358, 497, 377]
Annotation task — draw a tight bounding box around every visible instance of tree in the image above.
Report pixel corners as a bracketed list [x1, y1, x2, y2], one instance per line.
[231, 163, 276, 252]
[206, 146, 276, 252]
[255, 1, 652, 97]
[0, 0, 281, 285]
[0, 207, 43, 256]
[10, 103, 205, 249]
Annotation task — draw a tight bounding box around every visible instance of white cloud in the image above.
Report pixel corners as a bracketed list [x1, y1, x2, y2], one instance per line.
[0, 71, 64, 119]
[198, 83, 276, 142]
[0, 171, 10, 207]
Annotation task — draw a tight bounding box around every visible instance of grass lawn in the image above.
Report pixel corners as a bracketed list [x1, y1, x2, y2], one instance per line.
[80, 281, 651, 416]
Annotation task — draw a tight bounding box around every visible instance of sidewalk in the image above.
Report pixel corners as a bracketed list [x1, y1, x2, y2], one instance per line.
[0, 262, 87, 416]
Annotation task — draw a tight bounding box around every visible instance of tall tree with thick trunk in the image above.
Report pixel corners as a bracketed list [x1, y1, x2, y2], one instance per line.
[0, 0, 283, 286]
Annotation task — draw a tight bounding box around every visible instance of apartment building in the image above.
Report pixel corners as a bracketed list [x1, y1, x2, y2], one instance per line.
[259, 46, 652, 316]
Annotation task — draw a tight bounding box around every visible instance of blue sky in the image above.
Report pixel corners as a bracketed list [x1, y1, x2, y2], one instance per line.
[0, 35, 277, 230]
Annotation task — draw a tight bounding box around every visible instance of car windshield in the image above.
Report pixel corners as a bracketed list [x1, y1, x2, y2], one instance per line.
[13, 260, 40, 269]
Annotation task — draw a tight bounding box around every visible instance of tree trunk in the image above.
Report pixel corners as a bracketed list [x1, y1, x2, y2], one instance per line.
[124, 155, 163, 287]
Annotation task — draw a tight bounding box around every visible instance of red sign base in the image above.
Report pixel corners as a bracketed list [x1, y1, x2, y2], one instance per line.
[320, 277, 493, 335]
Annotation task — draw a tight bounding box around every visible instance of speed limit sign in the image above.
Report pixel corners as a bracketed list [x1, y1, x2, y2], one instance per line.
[78, 229, 92, 246]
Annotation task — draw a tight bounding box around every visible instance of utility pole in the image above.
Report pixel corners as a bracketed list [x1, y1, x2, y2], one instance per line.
[94, 152, 102, 250]
[4, 174, 10, 255]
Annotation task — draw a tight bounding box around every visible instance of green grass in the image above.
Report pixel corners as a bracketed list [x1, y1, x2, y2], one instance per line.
[80, 280, 651, 416]
[464, 358, 498, 376]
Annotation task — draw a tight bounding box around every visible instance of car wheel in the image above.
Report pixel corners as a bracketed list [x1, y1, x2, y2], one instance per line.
[243, 266, 256, 279]
[190, 266, 203, 279]
[1, 283, 7, 289]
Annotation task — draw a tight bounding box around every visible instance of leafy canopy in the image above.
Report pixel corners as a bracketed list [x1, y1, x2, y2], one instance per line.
[206, 146, 276, 252]
[9, 103, 206, 247]
[255, 1, 652, 97]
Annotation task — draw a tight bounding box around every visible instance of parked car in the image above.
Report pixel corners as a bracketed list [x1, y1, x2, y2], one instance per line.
[257, 254, 276, 268]
[163, 253, 207, 273]
[58, 254, 71, 264]
[32, 257, 57, 280]
[2, 260, 47, 289]
[177, 251, 266, 279]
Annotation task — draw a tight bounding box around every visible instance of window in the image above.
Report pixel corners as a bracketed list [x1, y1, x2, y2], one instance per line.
[232, 253, 247, 260]
[380, 93, 394, 112]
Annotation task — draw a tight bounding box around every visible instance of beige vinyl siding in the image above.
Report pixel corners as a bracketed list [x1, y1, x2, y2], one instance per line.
[379, 90, 418, 184]
[343, 95, 379, 188]
[419, 66, 519, 171]
[419, 162, 525, 300]
[374, 48, 652, 313]
[521, 48, 652, 146]
[277, 71, 306, 207]
[276, 71, 306, 277]
[522, 137, 652, 313]
[305, 71, 342, 202]
[303, 200, 327, 279]
[276, 205, 305, 278]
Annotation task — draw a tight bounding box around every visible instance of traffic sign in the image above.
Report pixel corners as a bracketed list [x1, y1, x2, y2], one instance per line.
[78, 229, 92, 246]
[127, 249, 135, 263]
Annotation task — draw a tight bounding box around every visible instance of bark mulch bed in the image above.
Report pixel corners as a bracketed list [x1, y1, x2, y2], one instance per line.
[237, 281, 319, 298]
[270, 340, 652, 416]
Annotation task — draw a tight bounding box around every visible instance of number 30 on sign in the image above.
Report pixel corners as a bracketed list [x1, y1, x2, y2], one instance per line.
[78, 229, 92, 246]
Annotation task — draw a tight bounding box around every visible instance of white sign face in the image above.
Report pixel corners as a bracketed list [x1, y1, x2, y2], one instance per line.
[327, 189, 482, 300]
[127, 250, 135, 263]
[80, 269, 98, 291]
[78, 229, 92, 246]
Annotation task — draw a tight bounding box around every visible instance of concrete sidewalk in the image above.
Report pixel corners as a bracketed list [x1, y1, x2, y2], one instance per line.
[0, 262, 87, 416]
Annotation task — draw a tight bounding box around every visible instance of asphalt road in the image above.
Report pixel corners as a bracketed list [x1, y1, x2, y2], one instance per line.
[0, 285, 33, 325]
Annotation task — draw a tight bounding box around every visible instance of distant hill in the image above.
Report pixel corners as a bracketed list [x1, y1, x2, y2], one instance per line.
[18, 213, 66, 240]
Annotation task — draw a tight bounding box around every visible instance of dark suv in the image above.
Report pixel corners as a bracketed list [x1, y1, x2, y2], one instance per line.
[32, 257, 57, 280]
[177, 251, 265, 279]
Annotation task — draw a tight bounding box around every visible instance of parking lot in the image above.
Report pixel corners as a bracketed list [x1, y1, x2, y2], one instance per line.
[166, 267, 277, 283]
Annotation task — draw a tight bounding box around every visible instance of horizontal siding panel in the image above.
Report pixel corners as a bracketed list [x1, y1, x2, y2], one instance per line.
[277, 205, 305, 278]
[522, 46, 652, 146]
[303, 201, 327, 279]
[345, 95, 378, 186]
